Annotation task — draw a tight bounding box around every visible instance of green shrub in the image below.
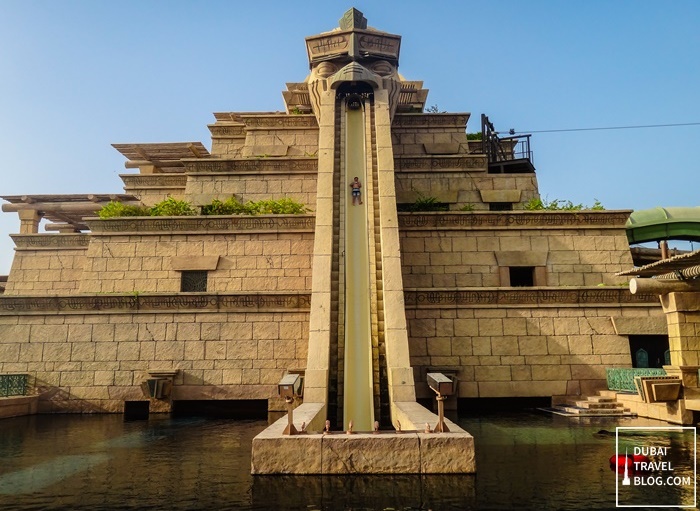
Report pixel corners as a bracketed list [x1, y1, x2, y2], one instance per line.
[398, 193, 449, 212]
[246, 198, 310, 215]
[201, 196, 309, 216]
[201, 197, 248, 215]
[148, 197, 197, 216]
[466, 132, 482, 141]
[524, 197, 605, 211]
[97, 201, 150, 218]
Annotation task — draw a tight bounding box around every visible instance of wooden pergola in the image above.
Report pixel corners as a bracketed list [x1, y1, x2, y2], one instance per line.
[112, 142, 210, 173]
[619, 249, 700, 294]
[1, 193, 140, 232]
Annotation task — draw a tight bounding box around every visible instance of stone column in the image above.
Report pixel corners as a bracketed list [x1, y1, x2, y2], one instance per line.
[18, 209, 42, 234]
[373, 88, 417, 417]
[661, 292, 700, 388]
[303, 89, 336, 419]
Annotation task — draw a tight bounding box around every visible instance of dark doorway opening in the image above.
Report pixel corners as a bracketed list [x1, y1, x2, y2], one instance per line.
[171, 399, 268, 419]
[457, 397, 551, 414]
[124, 400, 150, 421]
[628, 335, 670, 368]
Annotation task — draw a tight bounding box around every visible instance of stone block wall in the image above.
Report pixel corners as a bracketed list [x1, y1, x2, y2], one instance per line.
[395, 172, 539, 210]
[5, 247, 87, 296]
[77, 232, 314, 294]
[242, 129, 319, 158]
[399, 217, 633, 288]
[120, 174, 188, 206]
[0, 309, 309, 413]
[390, 113, 471, 156]
[406, 304, 663, 399]
[209, 121, 246, 157]
[184, 173, 318, 210]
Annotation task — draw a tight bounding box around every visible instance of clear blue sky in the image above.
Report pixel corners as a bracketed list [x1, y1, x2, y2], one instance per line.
[1, 1, 699, 273]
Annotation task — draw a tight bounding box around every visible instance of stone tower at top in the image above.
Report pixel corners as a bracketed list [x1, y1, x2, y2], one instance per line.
[283, 8, 427, 120]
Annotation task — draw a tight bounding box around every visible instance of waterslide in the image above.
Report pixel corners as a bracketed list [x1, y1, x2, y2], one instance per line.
[626, 207, 700, 244]
[342, 101, 375, 432]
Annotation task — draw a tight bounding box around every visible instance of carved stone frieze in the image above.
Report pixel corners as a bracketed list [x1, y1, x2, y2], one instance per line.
[394, 156, 486, 172]
[239, 115, 318, 129]
[11, 234, 90, 249]
[404, 288, 658, 308]
[398, 211, 632, 229]
[392, 114, 470, 128]
[0, 293, 311, 314]
[208, 125, 246, 138]
[86, 215, 315, 234]
[121, 175, 188, 187]
[183, 158, 317, 174]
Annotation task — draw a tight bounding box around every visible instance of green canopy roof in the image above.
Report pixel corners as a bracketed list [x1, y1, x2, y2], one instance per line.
[626, 207, 700, 244]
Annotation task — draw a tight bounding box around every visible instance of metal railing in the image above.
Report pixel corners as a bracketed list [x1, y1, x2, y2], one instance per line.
[0, 374, 28, 397]
[481, 114, 533, 169]
[606, 368, 666, 393]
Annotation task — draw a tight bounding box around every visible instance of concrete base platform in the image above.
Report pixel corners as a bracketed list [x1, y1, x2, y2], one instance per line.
[251, 402, 476, 474]
[614, 391, 696, 424]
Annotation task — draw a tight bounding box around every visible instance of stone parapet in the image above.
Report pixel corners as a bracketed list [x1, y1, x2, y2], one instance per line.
[0, 292, 311, 315]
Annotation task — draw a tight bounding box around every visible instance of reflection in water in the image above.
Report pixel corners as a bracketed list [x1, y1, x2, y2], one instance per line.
[0, 411, 694, 510]
[252, 474, 475, 510]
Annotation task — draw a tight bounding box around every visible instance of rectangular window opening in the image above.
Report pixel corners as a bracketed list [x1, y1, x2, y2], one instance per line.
[489, 202, 513, 211]
[181, 270, 208, 292]
[509, 266, 534, 287]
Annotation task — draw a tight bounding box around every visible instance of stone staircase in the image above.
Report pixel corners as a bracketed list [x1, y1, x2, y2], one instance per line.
[548, 390, 636, 417]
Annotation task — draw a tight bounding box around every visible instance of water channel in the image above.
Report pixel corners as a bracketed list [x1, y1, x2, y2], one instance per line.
[1, 411, 695, 510]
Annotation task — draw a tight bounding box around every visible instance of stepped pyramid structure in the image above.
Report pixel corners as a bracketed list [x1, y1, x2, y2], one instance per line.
[0, 9, 669, 471]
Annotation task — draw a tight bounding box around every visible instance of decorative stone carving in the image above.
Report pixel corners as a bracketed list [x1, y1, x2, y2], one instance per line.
[394, 156, 486, 172]
[86, 215, 315, 234]
[403, 288, 658, 307]
[0, 293, 312, 314]
[183, 158, 317, 174]
[11, 234, 90, 249]
[305, 8, 402, 121]
[398, 211, 632, 229]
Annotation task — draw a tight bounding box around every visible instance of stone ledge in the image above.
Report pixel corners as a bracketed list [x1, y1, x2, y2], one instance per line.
[0, 395, 38, 419]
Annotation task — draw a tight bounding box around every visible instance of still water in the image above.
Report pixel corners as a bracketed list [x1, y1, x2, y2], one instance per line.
[0, 411, 695, 510]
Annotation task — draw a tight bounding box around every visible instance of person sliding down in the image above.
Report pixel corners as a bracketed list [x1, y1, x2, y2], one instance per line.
[350, 177, 362, 205]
